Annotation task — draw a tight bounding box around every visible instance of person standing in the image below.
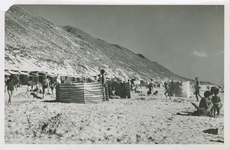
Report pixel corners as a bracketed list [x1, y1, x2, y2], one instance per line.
[168, 79, 174, 96]
[100, 69, 109, 101]
[50, 77, 57, 95]
[211, 88, 222, 118]
[164, 81, 171, 99]
[6, 74, 16, 105]
[147, 79, 154, 96]
[42, 75, 50, 99]
[195, 77, 202, 101]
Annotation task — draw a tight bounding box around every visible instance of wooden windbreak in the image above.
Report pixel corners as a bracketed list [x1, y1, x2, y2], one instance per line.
[56, 82, 103, 104]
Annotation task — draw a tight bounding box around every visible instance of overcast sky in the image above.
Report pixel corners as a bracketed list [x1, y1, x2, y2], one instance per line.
[18, 5, 224, 85]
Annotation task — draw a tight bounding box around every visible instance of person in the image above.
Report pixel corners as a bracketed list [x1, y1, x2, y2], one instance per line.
[164, 81, 171, 99]
[147, 79, 154, 96]
[198, 91, 213, 116]
[194, 77, 202, 101]
[64, 76, 69, 84]
[210, 86, 217, 96]
[56, 74, 61, 85]
[50, 77, 57, 95]
[100, 69, 109, 101]
[6, 74, 16, 105]
[4, 76, 9, 92]
[34, 81, 42, 92]
[42, 75, 50, 99]
[169, 79, 175, 96]
[211, 88, 222, 118]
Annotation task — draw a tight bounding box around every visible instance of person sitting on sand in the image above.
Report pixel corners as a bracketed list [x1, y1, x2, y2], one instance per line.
[109, 87, 116, 96]
[198, 91, 213, 116]
[211, 88, 222, 118]
[6, 74, 16, 105]
[147, 79, 154, 96]
[33, 81, 42, 93]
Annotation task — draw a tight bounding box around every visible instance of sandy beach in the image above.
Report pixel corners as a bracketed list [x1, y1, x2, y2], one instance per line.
[4, 87, 224, 144]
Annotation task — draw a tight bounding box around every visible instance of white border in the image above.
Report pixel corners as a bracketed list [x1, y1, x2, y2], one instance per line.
[0, 0, 229, 150]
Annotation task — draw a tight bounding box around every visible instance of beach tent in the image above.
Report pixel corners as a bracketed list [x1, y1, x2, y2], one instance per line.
[29, 71, 46, 84]
[171, 81, 192, 98]
[19, 71, 30, 85]
[6, 70, 21, 84]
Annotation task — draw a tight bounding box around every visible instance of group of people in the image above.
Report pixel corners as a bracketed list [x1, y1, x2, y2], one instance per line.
[5, 70, 223, 116]
[196, 86, 222, 117]
[193, 76, 223, 117]
[147, 78, 177, 99]
[5, 74, 61, 104]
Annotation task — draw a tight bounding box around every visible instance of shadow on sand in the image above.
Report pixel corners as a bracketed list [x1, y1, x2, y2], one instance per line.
[210, 139, 224, 143]
[31, 93, 43, 99]
[176, 111, 200, 116]
[203, 128, 218, 135]
[41, 99, 71, 103]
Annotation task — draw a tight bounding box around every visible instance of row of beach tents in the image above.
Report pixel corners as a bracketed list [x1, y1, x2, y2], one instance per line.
[4, 68, 101, 85]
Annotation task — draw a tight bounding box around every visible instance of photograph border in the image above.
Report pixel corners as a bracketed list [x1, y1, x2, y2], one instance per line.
[0, 0, 229, 150]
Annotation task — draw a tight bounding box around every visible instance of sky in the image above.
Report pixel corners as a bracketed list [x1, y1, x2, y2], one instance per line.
[18, 5, 224, 85]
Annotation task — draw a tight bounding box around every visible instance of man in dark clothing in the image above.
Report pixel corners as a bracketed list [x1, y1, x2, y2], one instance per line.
[100, 69, 109, 101]
[6, 74, 16, 105]
[147, 79, 154, 96]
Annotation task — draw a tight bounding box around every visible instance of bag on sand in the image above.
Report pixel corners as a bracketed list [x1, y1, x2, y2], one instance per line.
[147, 90, 151, 95]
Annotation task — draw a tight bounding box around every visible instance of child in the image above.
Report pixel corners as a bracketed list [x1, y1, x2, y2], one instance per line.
[211, 88, 222, 118]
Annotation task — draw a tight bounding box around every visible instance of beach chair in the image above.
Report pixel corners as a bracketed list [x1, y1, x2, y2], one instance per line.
[191, 102, 208, 116]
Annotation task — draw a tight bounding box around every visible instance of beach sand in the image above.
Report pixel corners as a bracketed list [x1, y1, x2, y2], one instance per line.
[4, 86, 224, 144]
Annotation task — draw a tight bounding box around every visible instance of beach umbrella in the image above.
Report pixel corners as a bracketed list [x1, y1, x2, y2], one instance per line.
[8, 70, 19, 74]
[5, 71, 10, 76]
[19, 71, 30, 76]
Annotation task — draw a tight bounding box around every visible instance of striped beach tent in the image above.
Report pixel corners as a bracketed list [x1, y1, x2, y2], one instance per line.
[56, 82, 103, 104]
